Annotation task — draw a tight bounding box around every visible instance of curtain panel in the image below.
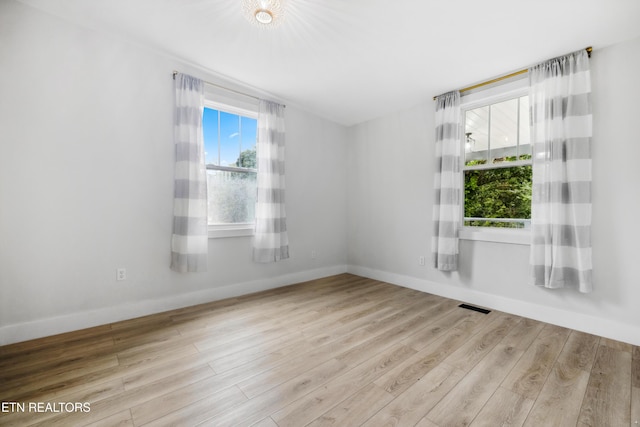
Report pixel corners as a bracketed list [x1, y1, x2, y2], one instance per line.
[253, 100, 289, 263]
[529, 49, 593, 292]
[432, 91, 461, 271]
[170, 73, 208, 273]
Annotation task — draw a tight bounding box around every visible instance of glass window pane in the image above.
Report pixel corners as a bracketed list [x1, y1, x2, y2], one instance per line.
[207, 170, 257, 224]
[465, 106, 489, 164]
[464, 165, 532, 228]
[239, 116, 257, 168]
[518, 96, 531, 157]
[219, 112, 240, 167]
[489, 98, 518, 163]
[203, 107, 219, 165]
[241, 116, 257, 151]
[203, 106, 258, 226]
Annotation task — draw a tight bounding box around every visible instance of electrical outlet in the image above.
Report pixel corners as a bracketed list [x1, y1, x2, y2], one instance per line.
[116, 268, 126, 281]
[311, 250, 317, 259]
[419, 256, 426, 266]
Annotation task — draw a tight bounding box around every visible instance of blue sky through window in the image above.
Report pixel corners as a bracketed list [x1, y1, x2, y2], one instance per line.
[203, 107, 257, 167]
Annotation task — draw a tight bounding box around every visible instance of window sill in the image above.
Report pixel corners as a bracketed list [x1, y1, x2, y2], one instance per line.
[208, 224, 254, 239]
[459, 227, 530, 245]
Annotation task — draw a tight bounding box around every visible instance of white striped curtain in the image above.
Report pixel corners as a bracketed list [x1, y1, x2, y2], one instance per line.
[529, 49, 592, 292]
[432, 91, 461, 271]
[170, 73, 208, 273]
[253, 100, 289, 263]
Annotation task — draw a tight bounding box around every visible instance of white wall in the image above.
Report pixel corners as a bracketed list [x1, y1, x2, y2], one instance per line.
[347, 36, 640, 346]
[0, 1, 348, 345]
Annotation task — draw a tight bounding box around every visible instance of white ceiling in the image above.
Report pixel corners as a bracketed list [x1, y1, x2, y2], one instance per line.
[16, 0, 640, 126]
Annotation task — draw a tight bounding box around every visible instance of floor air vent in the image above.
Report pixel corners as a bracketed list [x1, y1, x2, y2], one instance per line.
[458, 303, 491, 314]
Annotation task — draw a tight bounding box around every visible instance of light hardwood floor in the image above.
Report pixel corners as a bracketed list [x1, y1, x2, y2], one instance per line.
[1, 274, 638, 426]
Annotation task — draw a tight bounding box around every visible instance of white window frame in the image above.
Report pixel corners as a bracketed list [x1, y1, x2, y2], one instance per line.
[204, 99, 258, 239]
[458, 79, 531, 245]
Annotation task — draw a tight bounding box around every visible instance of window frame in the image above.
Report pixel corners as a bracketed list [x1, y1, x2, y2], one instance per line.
[203, 99, 258, 239]
[458, 81, 531, 245]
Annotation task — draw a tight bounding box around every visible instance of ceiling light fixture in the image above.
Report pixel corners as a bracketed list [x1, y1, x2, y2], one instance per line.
[465, 132, 475, 152]
[242, 0, 286, 28]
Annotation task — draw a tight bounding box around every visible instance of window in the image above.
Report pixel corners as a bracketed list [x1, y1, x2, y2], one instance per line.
[203, 101, 258, 238]
[460, 84, 532, 244]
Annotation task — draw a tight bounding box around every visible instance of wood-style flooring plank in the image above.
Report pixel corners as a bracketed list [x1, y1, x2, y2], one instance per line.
[272, 343, 416, 427]
[0, 335, 116, 376]
[577, 343, 631, 427]
[0, 274, 635, 427]
[0, 378, 125, 427]
[501, 323, 570, 400]
[414, 418, 439, 427]
[426, 342, 525, 426]
[0, 325, 114, 360]
[440, 312, 521, 374]
[83, 410, 134, 427]
[523, 331, 600, 427]
[0, 354, 121, 402]
[362, 363, 466, 427]
[235, 326, 372, 399]
[425, 317, 552, 426]
[251, 417, 280, 427]
[335, 301, 452, 368]
[141, 386, 247, 427]
[633, 386, 640, 427]
[305, 383, 395, 427]
[130, 373, 246, 425]
[27, 365, 214, 427]
[373, 308, 488, 397]
[199, 358, 350, 426]
[236, 295, 434, 400]
[469, 387, 534, 427]
[633, 346, 640, 426]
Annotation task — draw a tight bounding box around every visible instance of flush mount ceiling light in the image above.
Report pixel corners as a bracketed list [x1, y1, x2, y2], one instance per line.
[242, 0, 286, 28]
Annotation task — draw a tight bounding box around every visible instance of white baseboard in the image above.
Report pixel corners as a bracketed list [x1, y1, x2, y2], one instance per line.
[347, 264, 640, 346]
[0, 265, 348, 346]
[5, 264, 637, 347]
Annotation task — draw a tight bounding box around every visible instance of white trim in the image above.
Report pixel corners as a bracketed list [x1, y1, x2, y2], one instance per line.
[208, 223, 255, 238]
[463, 159, 531, 171]
[346, 265, 640, 346]
[459, 227, 530, 245]
[0, 265, 348, 346]
[461, 77, 529, 108]
[5, 265, 638, 347]
[204, 99, 258, 118]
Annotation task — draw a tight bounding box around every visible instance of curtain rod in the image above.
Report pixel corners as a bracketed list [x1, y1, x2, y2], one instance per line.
[172, 71, 285, 107]
[433, 47, 592, 101]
